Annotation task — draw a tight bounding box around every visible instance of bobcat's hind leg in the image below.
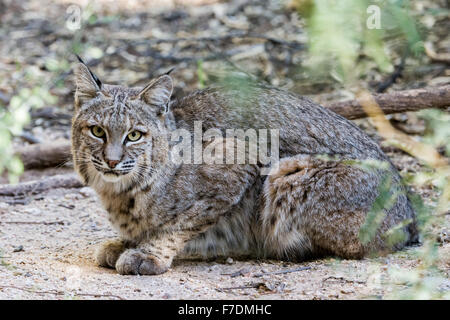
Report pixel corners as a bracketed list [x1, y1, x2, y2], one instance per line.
[259, 155, 413, 260]
[95, 239, 128, 268]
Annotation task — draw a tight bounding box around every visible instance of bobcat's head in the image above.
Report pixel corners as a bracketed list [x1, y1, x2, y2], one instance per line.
[71, 61, 173, 193]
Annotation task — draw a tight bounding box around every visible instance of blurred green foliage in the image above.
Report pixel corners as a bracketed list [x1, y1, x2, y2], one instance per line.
[197, 60, 206, 89]
[0, 67, 57, 183]
[295, 0, 448, 299]
[419, 109, 450, 157]
[297, 0, 423, 84]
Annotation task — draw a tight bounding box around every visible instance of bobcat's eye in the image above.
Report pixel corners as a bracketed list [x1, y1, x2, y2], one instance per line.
[91, 126, 105, 138]
[127, 131, 142, 142]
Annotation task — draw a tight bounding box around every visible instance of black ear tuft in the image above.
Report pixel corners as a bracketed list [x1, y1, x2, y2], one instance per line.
[74, 54, 102, 89]
[164, 67, 176, 76]
[75, 54, 85, 64]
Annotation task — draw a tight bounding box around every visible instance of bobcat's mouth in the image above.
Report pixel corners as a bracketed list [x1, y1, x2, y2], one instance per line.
[90, 157, 135, 182]
[104, 170, 120, 175]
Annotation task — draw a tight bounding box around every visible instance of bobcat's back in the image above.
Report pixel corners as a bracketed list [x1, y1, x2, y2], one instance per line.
[171, 84, 385, 160]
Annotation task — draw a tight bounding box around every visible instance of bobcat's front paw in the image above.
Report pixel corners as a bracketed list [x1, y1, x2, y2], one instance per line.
[115, 249, 169, 275]
[95, 239, 126, 268]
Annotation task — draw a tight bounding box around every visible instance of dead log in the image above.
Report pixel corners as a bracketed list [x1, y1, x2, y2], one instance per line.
[15, 141, 72, 170]
[0, 174, 83, 197]
[327, 85, 450, 120]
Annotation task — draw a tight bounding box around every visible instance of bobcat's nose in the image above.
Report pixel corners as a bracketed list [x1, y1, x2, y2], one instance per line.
[106, 160, 120, 169]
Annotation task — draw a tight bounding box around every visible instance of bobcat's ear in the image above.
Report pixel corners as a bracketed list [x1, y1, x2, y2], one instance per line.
[74, 61, 102, 108]
[137, 75, 173, 112]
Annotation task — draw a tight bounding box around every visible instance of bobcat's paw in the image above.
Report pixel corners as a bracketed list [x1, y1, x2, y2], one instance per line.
[95, 239, 126, 268]
[115, 249, 169, 275]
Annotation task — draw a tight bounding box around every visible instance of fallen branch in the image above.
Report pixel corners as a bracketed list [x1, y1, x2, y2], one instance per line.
[0, 174, 83, 197]
[0, 220, 65, 225]
[376, 54, 406, 93]
[1, 198, 30, 205]
[216, 283, 265, 292]
[327, 85, 450, 120]
[15, 141, 72, 170]
[0, 285, 125, 300]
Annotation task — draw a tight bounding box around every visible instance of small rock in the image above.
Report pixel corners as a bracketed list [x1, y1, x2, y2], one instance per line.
[0, 202, 10, 209]
[24, 272, 32, 277]
[13, 245, 24, 252]
[340, 289, 355, 294]
[64, 193, 81, 200]
[23, 208, 41, 215]
[226, 257, 234, 264]
[79, 187, 96, 198]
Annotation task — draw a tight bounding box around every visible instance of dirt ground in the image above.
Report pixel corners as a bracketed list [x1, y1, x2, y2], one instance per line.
[0, 0, 449, 300]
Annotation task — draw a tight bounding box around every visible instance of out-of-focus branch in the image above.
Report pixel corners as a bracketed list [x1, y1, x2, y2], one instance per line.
[0, 174, 82, 197]
[355, 90, 448, 169]
[15, 141, 72, 170]
[327, 85, 450, 120]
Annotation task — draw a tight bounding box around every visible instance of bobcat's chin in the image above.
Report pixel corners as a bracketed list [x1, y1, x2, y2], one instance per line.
[101, 172, 125, 183]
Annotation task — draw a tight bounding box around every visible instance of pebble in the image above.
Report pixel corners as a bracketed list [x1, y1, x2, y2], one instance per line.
[23, 208, 41, 215]
[13, 245, 24, 252]
[340, 288, 355, 294]
[162, 293, 171, 299]
[79, 187, 96, 198]
[226, 257, 234, 265]
[64, 193, 82, 200]
[0, 202, 10, 209]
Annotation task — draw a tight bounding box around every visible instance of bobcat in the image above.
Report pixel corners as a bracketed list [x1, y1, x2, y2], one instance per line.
[71, 60, 419, 275]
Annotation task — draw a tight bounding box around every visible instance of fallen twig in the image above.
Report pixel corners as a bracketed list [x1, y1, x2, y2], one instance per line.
[221, 267, 252, 278]
[0, 220, 65, 225]
[1, 198, 31, 205]
[16, 131, 41, 144]
[216, 282, 264, 292]
[327, 85, 450, 120]
[253, 266, 311, 277]
[322, 276, 366, 285]
[0, 285, 125, 300]
[376, 54, 406, 93]
[15, 141, 72, 170]
[0, 174, 83, 197]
